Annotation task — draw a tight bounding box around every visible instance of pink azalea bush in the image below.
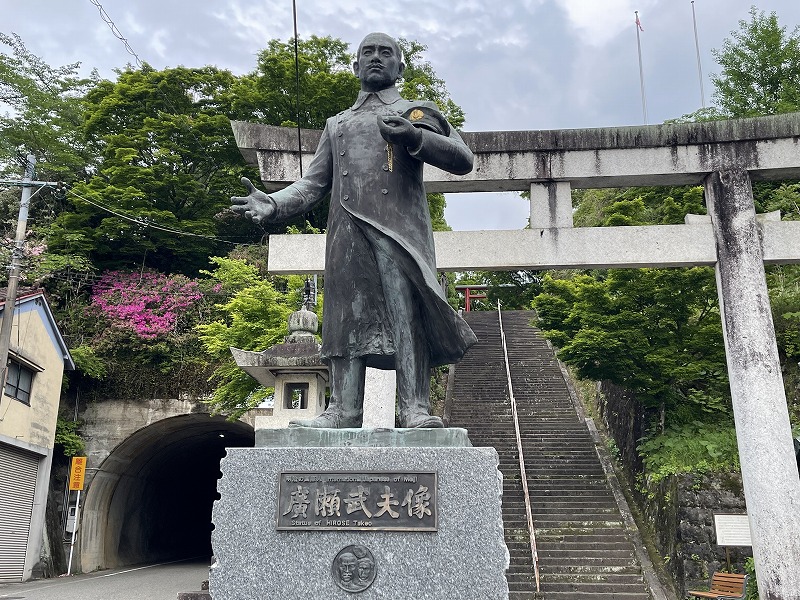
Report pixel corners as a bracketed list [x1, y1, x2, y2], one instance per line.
[91, 270, 203, 340]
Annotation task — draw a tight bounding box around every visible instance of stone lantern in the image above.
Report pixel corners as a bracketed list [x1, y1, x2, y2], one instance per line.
[230, 304, 328, 429]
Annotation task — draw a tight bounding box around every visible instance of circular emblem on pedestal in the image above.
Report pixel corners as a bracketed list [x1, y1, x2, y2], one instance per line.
[332, 544, 376, 593]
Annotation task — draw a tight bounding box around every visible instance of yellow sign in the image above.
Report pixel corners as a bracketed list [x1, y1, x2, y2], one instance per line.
[69, 456, 87, 491]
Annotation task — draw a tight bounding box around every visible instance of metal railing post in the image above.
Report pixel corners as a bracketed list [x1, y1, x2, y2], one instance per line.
[497, 302, 540, 592]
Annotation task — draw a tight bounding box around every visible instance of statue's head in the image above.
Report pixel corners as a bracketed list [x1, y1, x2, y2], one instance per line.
[357, 556, 375, 581]
[353, 32, 404, 92]
[337, 552, 357, 582]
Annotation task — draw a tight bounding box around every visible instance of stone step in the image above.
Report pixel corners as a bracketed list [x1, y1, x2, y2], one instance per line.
[537, 593, 650, 600]
[450, 310, 652, 600]
[539, 580, 648, 592]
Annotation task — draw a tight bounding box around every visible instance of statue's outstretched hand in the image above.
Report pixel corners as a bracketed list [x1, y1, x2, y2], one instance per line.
[377, 115, 423, 150]
[231, 177, 275, 224]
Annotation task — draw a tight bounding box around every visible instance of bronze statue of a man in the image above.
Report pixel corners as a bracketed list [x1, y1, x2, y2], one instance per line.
[231, 32, 476, 428]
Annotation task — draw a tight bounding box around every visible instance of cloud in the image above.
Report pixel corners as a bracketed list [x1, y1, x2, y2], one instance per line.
[212, 0, 293, 46]
[123, 11, 146, 36]
[554, 0, 657, 47]
[148, 30, 168, 60]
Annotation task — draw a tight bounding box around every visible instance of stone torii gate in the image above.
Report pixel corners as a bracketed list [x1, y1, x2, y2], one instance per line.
[232, 112, 800, 599]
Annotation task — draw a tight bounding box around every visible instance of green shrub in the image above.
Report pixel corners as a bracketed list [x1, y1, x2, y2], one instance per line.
[54, 418, 85, 457]
[744, 557, 758, 600]
[638, 421, 739, 483]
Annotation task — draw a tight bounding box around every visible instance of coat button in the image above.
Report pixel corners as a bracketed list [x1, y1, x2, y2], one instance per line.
[343, 195, 350, 201]
[382, 164, 389, 171]
[342, 170, 348, 176]
[381, 189, 388, 195]
[340, 150, 346, 156]
[338, 131, 343, 137]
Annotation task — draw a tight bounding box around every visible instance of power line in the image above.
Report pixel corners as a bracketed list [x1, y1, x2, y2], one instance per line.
[88, 0, 145, 69]
[66, 187, 241, 245]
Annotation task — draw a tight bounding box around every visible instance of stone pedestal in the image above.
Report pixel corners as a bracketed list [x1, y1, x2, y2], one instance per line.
[211, 429, 509, 599]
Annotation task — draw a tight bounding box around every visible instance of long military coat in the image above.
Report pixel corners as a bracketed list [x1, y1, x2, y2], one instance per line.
[268, 86, 477, 369]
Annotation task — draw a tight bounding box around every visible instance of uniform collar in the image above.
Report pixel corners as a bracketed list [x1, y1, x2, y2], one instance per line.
[352, 86, 403, 110]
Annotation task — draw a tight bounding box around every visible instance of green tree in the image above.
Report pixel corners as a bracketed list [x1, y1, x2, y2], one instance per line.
[46, 64, 257, 274]
[233, 36, 359, 130]
[573, 186, 706, 228]
[711, 6, 800, 117]
[485, 270, 542, 310]
[534, 268, 729, 425]
[0, 34, 102, 305]
[196, 256, 308, 418]
[0, 32, 97, 182]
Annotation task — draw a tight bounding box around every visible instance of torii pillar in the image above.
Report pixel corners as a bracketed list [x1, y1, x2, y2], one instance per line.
[706, 169, 800, 598]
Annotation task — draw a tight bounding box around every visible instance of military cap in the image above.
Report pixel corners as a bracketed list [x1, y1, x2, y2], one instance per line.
[401, 105, 451, 137]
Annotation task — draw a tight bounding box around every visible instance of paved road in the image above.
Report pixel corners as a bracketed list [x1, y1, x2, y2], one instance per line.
[0, 558, 210, 600]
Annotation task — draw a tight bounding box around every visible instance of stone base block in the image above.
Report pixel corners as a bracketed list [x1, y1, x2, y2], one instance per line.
[211, 441, 509, 599]
[362, 367, 396, 428]
[255, 426, 472, 448]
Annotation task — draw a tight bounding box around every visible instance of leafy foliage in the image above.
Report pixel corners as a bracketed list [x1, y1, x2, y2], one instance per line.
[744, 557, 759, 599]
[573, 186, 706, 228]
[637, 422, 739, 483]
[486, 270, 543, 310]
[69, 345, 107, 380]
[0, 33, 97, 182]
[196, 257, 309, 418]
[234, 36, 358, 130]
[47, 64, 258, 274]
[54, 418, 85, 457]
[535, 268, 728, 420]
[712, 7, 800, 117]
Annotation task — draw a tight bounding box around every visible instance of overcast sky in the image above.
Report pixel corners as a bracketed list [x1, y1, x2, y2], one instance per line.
[5, 0, 799, 230]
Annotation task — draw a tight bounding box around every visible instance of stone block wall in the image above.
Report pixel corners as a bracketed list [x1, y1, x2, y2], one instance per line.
[594, 380, 751, 597]
[596, 381, 649, 476]
[672, 472, 750, 594]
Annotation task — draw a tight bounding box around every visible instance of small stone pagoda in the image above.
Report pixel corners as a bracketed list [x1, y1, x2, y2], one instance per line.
[230, 292, 328, 428]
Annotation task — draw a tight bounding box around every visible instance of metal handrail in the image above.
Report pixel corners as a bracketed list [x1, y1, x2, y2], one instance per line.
[497, 302, 540, 593]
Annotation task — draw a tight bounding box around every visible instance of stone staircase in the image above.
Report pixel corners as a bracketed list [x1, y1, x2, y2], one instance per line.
[448, 310, 652, 600]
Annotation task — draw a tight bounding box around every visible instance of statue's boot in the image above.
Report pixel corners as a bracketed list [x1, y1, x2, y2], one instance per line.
[289, 403, 362, 428]
[290, 357, 365, 428]
[399, 398, 443, 429]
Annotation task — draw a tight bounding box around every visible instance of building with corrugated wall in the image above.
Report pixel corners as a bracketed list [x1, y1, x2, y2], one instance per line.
[0, 290, 73, 582]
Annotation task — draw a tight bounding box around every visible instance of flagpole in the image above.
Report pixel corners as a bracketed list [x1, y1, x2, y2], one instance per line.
[292, 0, 303, 177]
[635, 11, 648, 125]
[691, 1, 706, 108]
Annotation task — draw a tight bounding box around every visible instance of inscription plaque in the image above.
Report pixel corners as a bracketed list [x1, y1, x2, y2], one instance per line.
[714, 513, 752, 546]
[277, 471, 437, 531]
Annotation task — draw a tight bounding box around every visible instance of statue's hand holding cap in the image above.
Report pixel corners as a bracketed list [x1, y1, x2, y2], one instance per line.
[400, 105, 450, 137]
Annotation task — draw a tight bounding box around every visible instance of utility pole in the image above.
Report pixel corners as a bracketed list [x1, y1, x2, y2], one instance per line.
[0, 155, 56, 388]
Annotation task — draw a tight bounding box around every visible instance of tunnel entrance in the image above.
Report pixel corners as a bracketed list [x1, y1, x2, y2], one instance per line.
[79, 414, 254, 571]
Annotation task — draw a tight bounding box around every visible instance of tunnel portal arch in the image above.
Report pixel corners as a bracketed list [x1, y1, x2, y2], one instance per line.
[79, 414, 254, 572]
